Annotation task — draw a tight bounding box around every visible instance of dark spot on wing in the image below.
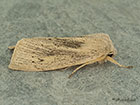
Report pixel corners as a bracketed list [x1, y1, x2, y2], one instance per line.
[38, 58, 44, 62]
[48, 38, 52, 40]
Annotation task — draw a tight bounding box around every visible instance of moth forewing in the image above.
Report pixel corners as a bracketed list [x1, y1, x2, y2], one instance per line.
[8, 33, 132, 77]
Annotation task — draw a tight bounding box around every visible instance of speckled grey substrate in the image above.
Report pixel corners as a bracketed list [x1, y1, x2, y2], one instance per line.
[0, 0, 140, 105]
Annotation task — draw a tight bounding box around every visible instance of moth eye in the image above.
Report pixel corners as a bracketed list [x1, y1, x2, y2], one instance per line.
[107, 53, 114, 57]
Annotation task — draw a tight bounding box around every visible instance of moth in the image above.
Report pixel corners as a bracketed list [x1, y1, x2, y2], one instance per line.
[8, 33, 133, 78]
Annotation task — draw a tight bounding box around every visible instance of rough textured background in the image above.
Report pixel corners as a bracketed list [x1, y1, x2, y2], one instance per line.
[0, 0, 140, 105]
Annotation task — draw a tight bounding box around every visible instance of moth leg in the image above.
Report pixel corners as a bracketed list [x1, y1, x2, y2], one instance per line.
[68, 55, 106, 78]
[68, 63, 88, 78]
[106, 56, 133, 68]
[8, 46, 15, 50]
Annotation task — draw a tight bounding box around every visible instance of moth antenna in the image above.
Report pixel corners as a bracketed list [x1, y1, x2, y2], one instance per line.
[106, 56, 133, 68]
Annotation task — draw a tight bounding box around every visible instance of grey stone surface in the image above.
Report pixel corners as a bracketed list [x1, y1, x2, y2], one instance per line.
[0, 0, 140, 105]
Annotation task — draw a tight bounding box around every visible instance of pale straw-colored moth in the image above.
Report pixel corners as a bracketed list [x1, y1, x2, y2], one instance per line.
[8, 33, 133, 78]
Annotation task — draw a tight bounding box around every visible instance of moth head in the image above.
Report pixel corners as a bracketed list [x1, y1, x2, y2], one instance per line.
[107, 47, 117, 57]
